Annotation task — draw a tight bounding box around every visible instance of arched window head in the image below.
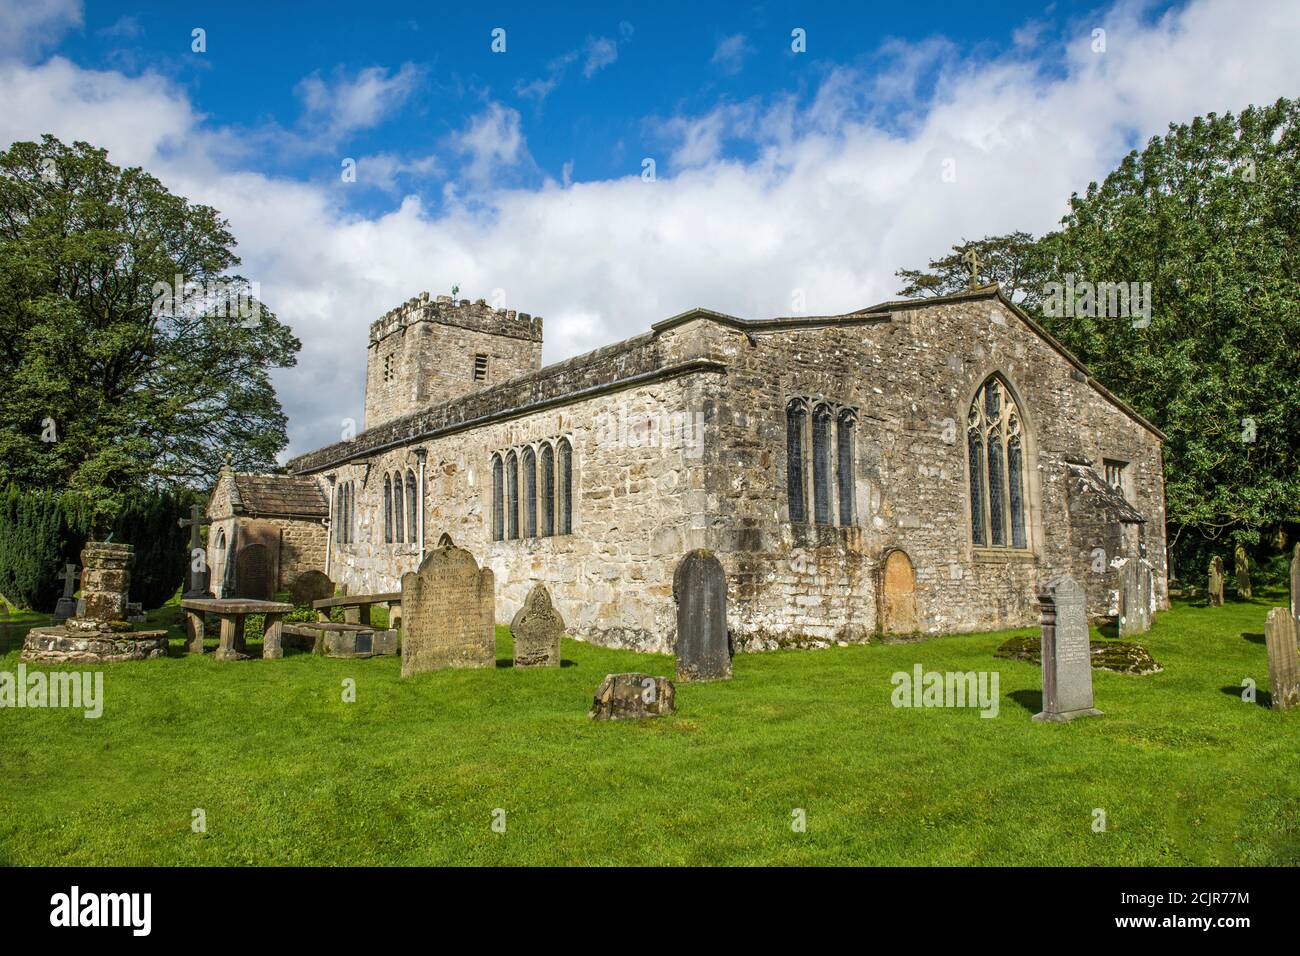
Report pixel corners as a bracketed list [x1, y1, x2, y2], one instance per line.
[968, 375, 1028, 549]
[491, 455, 504, 542]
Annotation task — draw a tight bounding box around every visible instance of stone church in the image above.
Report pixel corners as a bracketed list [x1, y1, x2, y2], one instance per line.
[206, 284, 1168, 653]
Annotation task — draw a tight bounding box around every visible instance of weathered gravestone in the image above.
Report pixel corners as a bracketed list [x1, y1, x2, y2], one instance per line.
[1117, 560, 1149, 637]
[1235, 543, 1252, 600]
[1033, 575, 1103, 722]
[234, 543, 272, 601]
[1208, 556, 1225, 607]
[1265, 607, 1300, 711]
[1289, 543, 1299, 626]
[510, 583, 564, 668]
[400, 543, 495, 677]
[289, 570, 335, 606]
[673, 549, 730, 682]
[588, 673, 676, 720]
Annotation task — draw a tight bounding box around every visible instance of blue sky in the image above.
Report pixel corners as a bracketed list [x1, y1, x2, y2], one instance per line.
[1, 0, 1293, 457]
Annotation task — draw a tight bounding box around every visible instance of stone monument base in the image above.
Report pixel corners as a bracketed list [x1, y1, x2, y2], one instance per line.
[22, 618, 169, 664]
[283, 622, 398, 658]
[1032, 707, 1103, 723]
[589, 673, 676, 720]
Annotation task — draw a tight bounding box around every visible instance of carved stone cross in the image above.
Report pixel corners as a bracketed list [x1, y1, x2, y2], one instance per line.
[961, 249, 982, 290]
[57, 562, 80, 600]
[179, 504, 213, 596]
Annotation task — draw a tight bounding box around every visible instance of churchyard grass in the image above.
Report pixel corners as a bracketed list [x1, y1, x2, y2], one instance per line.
[1, 593, 1296, 866]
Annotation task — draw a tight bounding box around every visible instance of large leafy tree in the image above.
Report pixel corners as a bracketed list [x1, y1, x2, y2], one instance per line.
[896, 98, 1300, 561]
[0, 136, 300, 526]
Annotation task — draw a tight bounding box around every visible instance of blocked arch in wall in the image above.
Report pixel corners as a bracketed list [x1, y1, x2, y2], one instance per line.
[878, 547, 918, 635]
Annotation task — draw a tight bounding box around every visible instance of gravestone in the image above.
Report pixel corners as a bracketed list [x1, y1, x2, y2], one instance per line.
[1117, 560, 1151, 637]
[178, 503, 213, 598]
[1234, 543, 1252, 599]
[1264, 607, 1299, 711]
[673, 549, 730, 682]
[54, 563, 80, 622]
[588, 673, 676, 720]
[510, 583, 564, 668]
[1208, 556, 1225, 607]
[400, 543, 495, 676]
[234, 543, 272, 601]
[289, 570, 335, 606]
[1290, 543, 1299, 626]
[1033, 575, 1103, 722]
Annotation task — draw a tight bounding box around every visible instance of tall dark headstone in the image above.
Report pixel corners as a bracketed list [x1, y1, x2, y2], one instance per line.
[1265, 608, 1300, 711]
[401, 543, 495, 676]
[1117, 560, 1151, 637]
[289, 570, 335, 607]
[1033, 575, 1102, 723]
[673, 549, 730, 682]
[510, 583, 564, 668]
[1208, 556, 1225, 607]
[1234, 543, 1252, 600]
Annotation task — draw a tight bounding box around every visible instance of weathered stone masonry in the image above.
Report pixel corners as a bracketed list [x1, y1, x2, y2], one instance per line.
[269, 285, 1167, 654]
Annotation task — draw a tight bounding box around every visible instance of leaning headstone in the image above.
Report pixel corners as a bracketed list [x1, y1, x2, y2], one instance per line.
[289, 570, 335, 607]
[1033, 575, 1102, 722]
[1264, 608, 1300, 710]
[1117, 560, 1151, 637]
[1289, 543, 1299, 625]
[1208, 556, 1225, 607]
[510, 583, 564, 668]
[588, 673, 676, 720]
[1234, 543, 1252, 600]
[400, 543, 495, 676]
[673, 549, 730, 682]
[54, 563, 80, 622]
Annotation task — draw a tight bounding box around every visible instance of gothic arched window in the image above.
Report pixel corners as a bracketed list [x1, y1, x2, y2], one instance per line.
[786, 400, 807, 523]
[406, 470, 418, 544]
[334, 484, 344, 544]
[383, 475, 393, 544]
[392, 472, 404, 544]
[540, 443, 555, 537]
[506, 451, 520, 539]
[491, 455, 504, 541]
[968, 375, 1028, 549]
[522, 447, 538, 537]
[557, 439, 573, 534]
[812, 404, 833, 525]
[837, 410, 856, 526]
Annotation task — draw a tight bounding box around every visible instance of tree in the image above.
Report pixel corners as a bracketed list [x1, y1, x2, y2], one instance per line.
[894, 231, 1049, 306]
[0, 136, 300, 531]
[894, 99, 1300, 562]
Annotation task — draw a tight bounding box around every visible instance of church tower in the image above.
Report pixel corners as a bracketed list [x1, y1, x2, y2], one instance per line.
[364, 292, 544, 429]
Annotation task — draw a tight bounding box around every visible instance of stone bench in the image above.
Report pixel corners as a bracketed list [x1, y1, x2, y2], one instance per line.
[180, 598, 294, 661]
[283, 621, 399, 658]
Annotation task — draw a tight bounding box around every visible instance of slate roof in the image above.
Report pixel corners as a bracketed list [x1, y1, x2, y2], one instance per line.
[231, 473, 328, 518]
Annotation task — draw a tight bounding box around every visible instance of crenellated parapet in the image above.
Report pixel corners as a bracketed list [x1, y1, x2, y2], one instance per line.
[369, 292, 544, 347]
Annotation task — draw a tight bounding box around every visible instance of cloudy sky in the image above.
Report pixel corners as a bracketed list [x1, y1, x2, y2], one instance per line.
[0, 0, 1295, 459]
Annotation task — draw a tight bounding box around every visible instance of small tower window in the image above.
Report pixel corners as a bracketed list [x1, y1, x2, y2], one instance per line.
[473, 354, 489, 381]
[383, 354, 394, 383]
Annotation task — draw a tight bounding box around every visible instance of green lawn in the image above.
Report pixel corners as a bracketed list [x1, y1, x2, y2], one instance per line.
[1, 594, 1297, 866]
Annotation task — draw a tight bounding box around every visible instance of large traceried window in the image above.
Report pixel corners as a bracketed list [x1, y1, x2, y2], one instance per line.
[491, 438, 574, 541]
[786, 397, 856, 527]
[968, 375, 1028, 549]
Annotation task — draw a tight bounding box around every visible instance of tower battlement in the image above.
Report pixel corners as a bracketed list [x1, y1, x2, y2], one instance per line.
[364, 290, 545, 429]
[369, 292, 544, 348]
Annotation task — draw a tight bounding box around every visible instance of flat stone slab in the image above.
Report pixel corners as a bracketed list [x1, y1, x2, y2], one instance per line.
[995, 636, 1163, 675]
[284, 622, 398, 658]
[312, 593, 401, 609]
[589, 673, 676, 720]
[180, 598, 293, 614]
[21, 625, 169, 664]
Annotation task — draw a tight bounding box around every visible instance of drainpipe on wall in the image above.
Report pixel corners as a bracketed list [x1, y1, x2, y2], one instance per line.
[415, 448, 427, 564]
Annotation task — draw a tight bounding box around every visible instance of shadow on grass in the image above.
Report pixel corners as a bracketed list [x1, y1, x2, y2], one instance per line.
[1009, 689, 1042, 714]
[1220, 685, 1272, 708]
[1241, 632, 1265, 645]
[1095, 620, 1119, 640]
[496, 658, 579, 668]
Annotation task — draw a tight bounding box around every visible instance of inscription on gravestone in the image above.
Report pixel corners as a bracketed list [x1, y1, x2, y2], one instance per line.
[1264, 607, 1299, 711]
[673, 549, 730, 682]
[401, 543, 495, 677]
[1034, 575, 1103, 723]
[510, 583, 564, 668]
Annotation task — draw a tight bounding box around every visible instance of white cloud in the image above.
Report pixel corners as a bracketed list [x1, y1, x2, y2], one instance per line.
[0, 0, 81, 59]
[295, 63, 422, 141]
[517, 32, 628, 104]
[0, 0, 1295, 461]
[711, 34, 752, 75]
[583, 36, 619, 77]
